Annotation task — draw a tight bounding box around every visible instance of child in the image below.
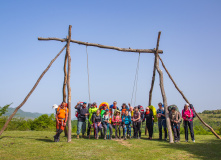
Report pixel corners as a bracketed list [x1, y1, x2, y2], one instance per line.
[112, 110, 122, 139]
[93, 110, 103, 139]
[102, 109, 112, 140]
[122, 110, 132, 140]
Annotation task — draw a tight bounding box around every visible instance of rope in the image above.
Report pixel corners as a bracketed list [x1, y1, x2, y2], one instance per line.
[131, 52, 141, 106]
[86, 46, 91, 103]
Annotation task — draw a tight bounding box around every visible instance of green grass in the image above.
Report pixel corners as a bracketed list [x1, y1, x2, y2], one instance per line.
[0, 131, 220, 160]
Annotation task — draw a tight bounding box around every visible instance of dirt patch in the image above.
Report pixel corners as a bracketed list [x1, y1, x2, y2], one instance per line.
[114, 139, 132, 147]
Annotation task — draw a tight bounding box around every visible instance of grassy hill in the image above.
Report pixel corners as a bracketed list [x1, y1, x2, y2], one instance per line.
[0, 131, 220, 160]
[3, 108, 43, 119]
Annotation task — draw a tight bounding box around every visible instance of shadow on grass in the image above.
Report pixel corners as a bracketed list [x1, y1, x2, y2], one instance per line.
[159, 139, 221, 160]
[35, 138, 54, 142]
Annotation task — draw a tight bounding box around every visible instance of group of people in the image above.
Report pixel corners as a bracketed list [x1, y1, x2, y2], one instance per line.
[53, 101, 196, 143]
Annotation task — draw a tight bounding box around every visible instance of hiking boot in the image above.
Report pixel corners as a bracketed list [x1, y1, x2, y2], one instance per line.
[77, 135, 79, 139]
[54, 135, 56, 142]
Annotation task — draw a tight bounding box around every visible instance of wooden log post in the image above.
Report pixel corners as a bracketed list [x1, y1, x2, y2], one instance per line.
[155, 32, 173, 143]
[38, 37, 163, 54]
[158, 55, 221, 139]
[63, 51, 68, 136]
[0, 45, 67, 136]
[67, 25, 72, 142]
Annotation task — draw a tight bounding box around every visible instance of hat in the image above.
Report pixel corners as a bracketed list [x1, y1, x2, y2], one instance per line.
[83, 102, 87, 104]
[172, 107, 176, 110]
[106, 109, 109, 111]
[185, 103, 189, 107]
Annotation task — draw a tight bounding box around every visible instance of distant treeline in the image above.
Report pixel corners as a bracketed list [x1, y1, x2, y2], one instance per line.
[202, 110, 221, 114]
[0, 113, 221, 135]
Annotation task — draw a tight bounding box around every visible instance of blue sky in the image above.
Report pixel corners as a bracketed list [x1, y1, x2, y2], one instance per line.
[0, 1, 221, 116]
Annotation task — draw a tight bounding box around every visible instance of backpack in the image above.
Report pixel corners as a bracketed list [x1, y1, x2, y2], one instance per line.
[189, 104, 196, 118]
[75, 104, 83, 118]
[168, 105, 179, 113]
[138, 105, 145, 121]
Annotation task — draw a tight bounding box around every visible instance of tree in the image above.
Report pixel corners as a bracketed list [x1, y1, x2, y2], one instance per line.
[0, 103, 12, 116]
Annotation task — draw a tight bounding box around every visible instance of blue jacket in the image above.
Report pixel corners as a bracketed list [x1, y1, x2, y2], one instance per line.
[122, 115, 131, 125]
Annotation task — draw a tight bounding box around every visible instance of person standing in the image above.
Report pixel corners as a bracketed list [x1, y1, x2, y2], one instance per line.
[182, 103, 195, 142]
[87, 102, 98, 138]
[110, 101, 119, 120]
[169, 107, 182, 142]
[122, 110, 132, 140]
[75, 102, 89, 139]
[133, 107, 141, 139]
[157, 102, 167, 140]
[112, 110, 122, 139]
[143, 107, 154, 139]
[54, 102, 69, 142]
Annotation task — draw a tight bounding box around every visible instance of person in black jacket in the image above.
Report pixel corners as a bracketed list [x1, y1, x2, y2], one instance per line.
[143, 107, 154, 139]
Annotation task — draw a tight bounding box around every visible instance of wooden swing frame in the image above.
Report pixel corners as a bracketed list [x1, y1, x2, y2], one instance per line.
[0, 25, 220, 143]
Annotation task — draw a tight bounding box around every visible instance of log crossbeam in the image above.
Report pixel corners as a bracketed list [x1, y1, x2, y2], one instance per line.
[38, 37, 163, 54]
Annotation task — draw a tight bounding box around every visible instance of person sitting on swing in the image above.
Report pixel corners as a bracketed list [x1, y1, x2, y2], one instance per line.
[122, 110, 132, 140]
[54, 102, 68, 142]
[102, 109, 112, 140]
[93, 109, 103, 139]
[112, 110, 122, 139]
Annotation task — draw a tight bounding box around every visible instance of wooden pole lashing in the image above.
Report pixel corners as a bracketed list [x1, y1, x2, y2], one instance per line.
[67, 25, 72, 142]
[158, 55, 221, 139]
[154, 32, 173, 143]
[0, 45, 67, 136]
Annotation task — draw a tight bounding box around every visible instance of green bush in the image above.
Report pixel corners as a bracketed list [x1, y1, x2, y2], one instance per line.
[31, 114, 56, 131]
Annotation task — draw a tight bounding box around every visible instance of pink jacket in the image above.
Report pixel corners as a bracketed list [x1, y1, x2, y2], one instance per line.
[182, 109, 193, 121]
[112, 115, 122, 125]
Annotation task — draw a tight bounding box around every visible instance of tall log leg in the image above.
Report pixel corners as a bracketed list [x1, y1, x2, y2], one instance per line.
[155, 32, 173, 143]
[158, 55, 221, 139]
[63, 52, 68, 136]
[67, 25, 72, 142]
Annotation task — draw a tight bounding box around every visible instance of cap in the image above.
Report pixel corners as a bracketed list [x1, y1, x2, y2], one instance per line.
[83, 102, 87, 104]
